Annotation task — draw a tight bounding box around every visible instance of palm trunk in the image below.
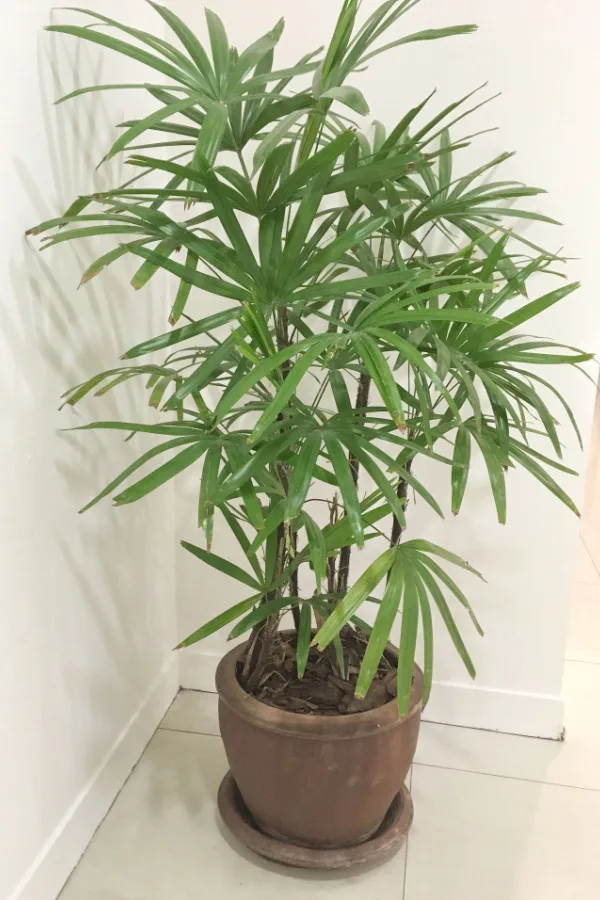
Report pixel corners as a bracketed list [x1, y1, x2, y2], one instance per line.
[336, 372, 371, 596]
[241, 309, 296, 688]
[390, 458, 412, 546]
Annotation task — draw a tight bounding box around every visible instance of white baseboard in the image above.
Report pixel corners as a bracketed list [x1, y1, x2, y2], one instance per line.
[179, 648, 564, 740]
[10, 657, 179, 900]
[424, 679, 565, 740]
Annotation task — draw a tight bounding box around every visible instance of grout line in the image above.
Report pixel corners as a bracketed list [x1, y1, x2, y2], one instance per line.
[159, 725, 221, 738]
[421, 717, 560, 743]
[413, 761, 600, 794]
[565, 657, 600, 667]
[401, 768, 413, 900]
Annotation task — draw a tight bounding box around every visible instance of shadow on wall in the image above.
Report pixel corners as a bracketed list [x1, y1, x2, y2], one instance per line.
[1, 14, 175, 870]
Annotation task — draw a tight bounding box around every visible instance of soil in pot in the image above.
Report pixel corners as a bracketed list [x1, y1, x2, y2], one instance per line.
[239, 627, 400, 715]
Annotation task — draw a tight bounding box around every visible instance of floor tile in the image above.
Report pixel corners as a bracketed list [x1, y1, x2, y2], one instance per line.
[405, 764, 600, 900]
[415, 661, 600, 791]
[574, 538, 600, 585]
[567, 583, 600, 664]
[59, 729, 408, 900]
[160, 689, 219, 736]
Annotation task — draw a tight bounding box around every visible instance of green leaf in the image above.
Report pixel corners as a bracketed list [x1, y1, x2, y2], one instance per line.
[40, 224, 147, 248]
[396, 562, 420, 716]
[352, 334, 405, 430]
[104, 96, 199, 161]
[253, 109, 306, 172]
[324, 434, 364, 548]
[79, 243, 140, 285]
[451, 427, 471, 516]
[478, 282, 581, 345]
[370, 327, 462, 422]
[256, 141, 294, 208]
[290, 213, 390, 289]
[320, 85, 369, 115]
[181, 540, 262, 590]
[131, 238, 178, 290]
[79, 436, 194, 513]
[403, 539, 484, 579]
[300, 511, 327, 590]
[377, 88, 436, 157]
[472, 431, 507, 524]
[218, 430, 302, 501]
[113, 441, 208, 505]
[196, 167, 263, 284]
[247, 501, 286, 555]
[329, 370, 353, 415]
[509, 444, 580, 517]
[340, 435, 407, 527]
[125, 243, 250, 302]
[286, 434, 322, 521]
[193, 101, 228, 166]
[438, 128, 452, 198]
[198, 443, 221, 529]
[266, 130, 355, 209]
[280, 163, 338, 285]
[123, 307, 239, 358]
[176, 595, 258, 648]
[213, 335, 325, 422]
[46, 24, 195, 87]
[417, 554, 483, 637]
[314, 548, 396, 649]
[360, 24, 477, 65]
[322, 0, 357, 78]
[355, 554, 404, 698]
[167, 333, 238, 407]
[296, 603, 312, 679]
[416, 575, 434, 705]
[231, 18, 285, 83]
[292, 270, 414, 304]
[415, 560, 476, 680]
[205, 8, 230, 90]
[148, 2, 217, 93]
[229, 595, 291, 639]
[68, 420, 202, 437]
[220, 503, 263, 581]
[249, 343, 326, 443]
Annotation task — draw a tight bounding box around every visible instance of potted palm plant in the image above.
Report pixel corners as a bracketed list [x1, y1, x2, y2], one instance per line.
[31, 0, 589, 870]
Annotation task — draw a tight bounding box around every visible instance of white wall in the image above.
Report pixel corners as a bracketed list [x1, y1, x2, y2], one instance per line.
[0, 5, 178, 899]
[173, 0, 600, 738]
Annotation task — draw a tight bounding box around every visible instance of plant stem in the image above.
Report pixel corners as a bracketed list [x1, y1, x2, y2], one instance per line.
[389, 457, 414, 562]
[236, 146, 251, 182]
[335, 372, 371, 596]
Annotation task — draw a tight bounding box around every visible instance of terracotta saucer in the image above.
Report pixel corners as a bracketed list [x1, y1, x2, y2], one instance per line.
[217, 771, 413, 870]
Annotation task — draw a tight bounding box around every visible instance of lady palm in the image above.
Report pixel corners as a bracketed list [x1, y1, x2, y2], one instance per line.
[31, 0, 590, 713]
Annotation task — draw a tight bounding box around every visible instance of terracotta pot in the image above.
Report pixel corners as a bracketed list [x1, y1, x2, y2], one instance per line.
[216, 640, 423, 850]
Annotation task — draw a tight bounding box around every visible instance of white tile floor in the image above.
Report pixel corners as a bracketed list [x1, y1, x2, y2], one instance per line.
[58, 541, 600, 900]
[59, 397, 600, 900]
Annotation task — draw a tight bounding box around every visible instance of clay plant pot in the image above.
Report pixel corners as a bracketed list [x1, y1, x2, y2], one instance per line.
[215, 638, 423, 852]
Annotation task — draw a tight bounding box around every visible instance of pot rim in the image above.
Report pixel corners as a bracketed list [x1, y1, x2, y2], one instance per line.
[215, 638, 424, 740]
